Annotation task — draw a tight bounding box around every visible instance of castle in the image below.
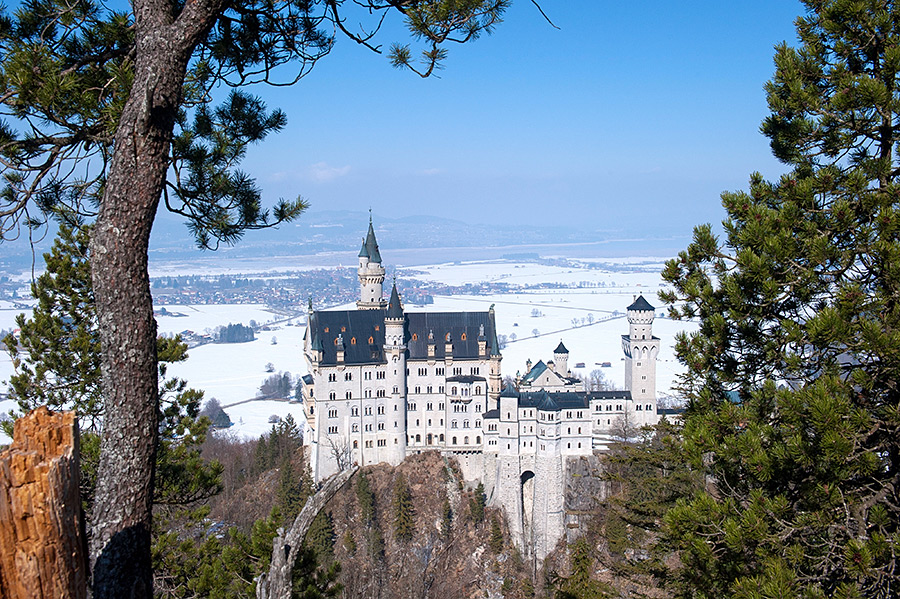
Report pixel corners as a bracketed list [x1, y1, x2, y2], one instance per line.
[300, 219, 663, 558]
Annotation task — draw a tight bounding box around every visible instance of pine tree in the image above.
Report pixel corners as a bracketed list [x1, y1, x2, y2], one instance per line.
[553, 538, 611, 599]
[470, 481, 486, 525]
[0, 0, 510, 592]
[441, 496, 453, 541]
[2, 224, 222, 512]
[392, 472, 415, 542]
[489, 517, 504, 553]
[661, 2, 900, 596]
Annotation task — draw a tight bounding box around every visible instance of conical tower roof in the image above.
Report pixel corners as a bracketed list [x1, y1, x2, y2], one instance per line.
[387, 282, 403, 319]
[554, 340, 569, 354]
[364, 216, 382, 263]
[627, 295, 654, 312]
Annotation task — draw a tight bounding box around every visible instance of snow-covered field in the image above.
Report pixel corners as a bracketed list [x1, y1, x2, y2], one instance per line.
[0, 258, 700, 445]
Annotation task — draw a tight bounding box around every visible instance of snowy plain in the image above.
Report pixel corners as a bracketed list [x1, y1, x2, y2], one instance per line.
[0, 258, 700, 444]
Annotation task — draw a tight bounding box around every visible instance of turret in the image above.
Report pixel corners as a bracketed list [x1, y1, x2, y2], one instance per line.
[622, 295, 659, 421]
[383, 282, 407, 464]
[553, 340, 569, 376]
[357, 214, 387, 310]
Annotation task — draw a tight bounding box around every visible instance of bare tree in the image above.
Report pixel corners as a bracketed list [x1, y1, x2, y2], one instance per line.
[611, 407, 638, 443]
[325, 434, 353, 472]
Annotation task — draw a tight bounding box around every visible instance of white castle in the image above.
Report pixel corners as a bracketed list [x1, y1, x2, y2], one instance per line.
[300, 219, 664, 558]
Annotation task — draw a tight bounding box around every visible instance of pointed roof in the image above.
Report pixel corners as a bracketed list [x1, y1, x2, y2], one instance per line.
[627, 294, 655, 312]
[387, 283, 403, 319]
[554, 340, 568, 354]
[358, 239, 369, 258]
[489, 307, 502, 357]
[364, 216, 382, 263]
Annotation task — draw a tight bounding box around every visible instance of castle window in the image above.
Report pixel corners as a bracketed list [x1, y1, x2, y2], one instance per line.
[461, 332, 467, 341]
[350, 337, 356, 345]
[470, 367, 479, 375]
[329, 392, 336, 400]
[352, 407, 359, 416]
[476, 436, 481, 444]
[378, 423, 384, 430]
[418, 367, 426, 376]
[464, 420, 469, 428]
[324, 327, 329, 333]
[453, 437, 458, 445]
[377, 371, 385, 379]
[416, 434, 421, 443]
[328, 373, 336, 382]
[464, 436, 469, 444]
[578, 427, 582, 434]
[436, 368, 444, 376]
[352, 423, 359, 432]
[412, 333, 418, 341]
[440, 434, 444, 442]
[377, 389, 386, 398]
[426, 386, 432, 393]
[647, 404, 652, 411]
[567, 443, 571, 449]
[374, 325, 380, 331]
[414, 386, 421, 394]
[475, 386, 481, 395]
[341, 326, 346, 332]
[327, 426, 338, 434]
[329, 409, 338, 418]
[345, 372, 352, 381]
[369, 336, 374, 344]
[475, 404, 481, 412]
[636, 405, 642, 411]
[451, 421, 457, 429]
[452, 387, 458, 395]
[353, 440, 358, 448]
[365, 406, 372, 415]
[345, 391, 351, 399]
[377, 406, 385, 415]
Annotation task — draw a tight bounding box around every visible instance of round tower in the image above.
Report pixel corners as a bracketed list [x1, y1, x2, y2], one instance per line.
[622, 295, 659, 423]
[357, 215, 387, 310]
[383, 282, 407, 464]
[553, 340, 569, 376]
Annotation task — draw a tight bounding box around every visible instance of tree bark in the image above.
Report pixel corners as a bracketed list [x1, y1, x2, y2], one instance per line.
[257, 466, 358, 599]
[0, 407, 87, 599]
[87, 0, 224, 596]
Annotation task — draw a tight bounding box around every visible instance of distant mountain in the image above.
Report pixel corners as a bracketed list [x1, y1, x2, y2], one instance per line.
[147, 209, 610, 261]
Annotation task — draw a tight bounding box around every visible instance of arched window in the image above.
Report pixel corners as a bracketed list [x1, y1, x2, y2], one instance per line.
[452, 436, 457, 445]
[412, 332, 418, 341]
[368, 336, 374, 344]
[416, 434, 421, 443]
[351, 337, 356, 345]
[439, 434, 445, 442]
[464, 436, 469, 444]
[460, 332, 467, 341]
[353, 440, 358, 448]
[475, 386, 481, 395]
[476, 436, 481, 444]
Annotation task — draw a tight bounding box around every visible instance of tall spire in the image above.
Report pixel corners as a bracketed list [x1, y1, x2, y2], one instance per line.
[387, 281, 403, 319]
[365, 212, 382, 263]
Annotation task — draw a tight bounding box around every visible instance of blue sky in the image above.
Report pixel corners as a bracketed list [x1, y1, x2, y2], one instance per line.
[230, 1, 804, 240]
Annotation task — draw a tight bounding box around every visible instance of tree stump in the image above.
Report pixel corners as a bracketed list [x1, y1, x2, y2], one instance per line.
[0, 407, 87, 599]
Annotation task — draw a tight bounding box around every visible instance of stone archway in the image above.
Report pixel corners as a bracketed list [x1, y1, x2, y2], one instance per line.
[520, 470, 535, 539]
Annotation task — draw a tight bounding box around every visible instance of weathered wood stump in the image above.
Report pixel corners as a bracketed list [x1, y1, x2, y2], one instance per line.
[0, 407, 87, 599]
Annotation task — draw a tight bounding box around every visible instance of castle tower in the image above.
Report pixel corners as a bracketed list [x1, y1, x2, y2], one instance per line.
[622, 295, 659, 423]
[553, 340, 569, 376]
[382, 282, 407, 464]
[357, 215, 387, 310]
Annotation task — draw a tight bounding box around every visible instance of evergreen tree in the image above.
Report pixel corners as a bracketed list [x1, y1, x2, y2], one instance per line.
[662, 2, 900, 596]
[392, 472, 415, 542]
[441, 496, 453, 541]
[552, 538, 611, 599]
[470, 481, 486, 524]
[0, 0, 510, 591]
[1, 224, 222, 513]
[305, 511, 336, 563]
[489, 517, 504, 553]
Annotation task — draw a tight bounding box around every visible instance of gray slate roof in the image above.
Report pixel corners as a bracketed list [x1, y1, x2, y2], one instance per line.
[309, 308, 500, 365]
[627, 295, 655, 312]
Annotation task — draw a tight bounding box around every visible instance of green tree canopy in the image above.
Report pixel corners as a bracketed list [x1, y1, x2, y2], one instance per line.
[661, 1, 900, 596]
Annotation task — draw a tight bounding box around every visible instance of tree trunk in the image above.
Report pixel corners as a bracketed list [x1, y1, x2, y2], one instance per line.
[0, 407, 87, 599]
[257, 466, 358, 599]
[87, 1, 223, 595]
